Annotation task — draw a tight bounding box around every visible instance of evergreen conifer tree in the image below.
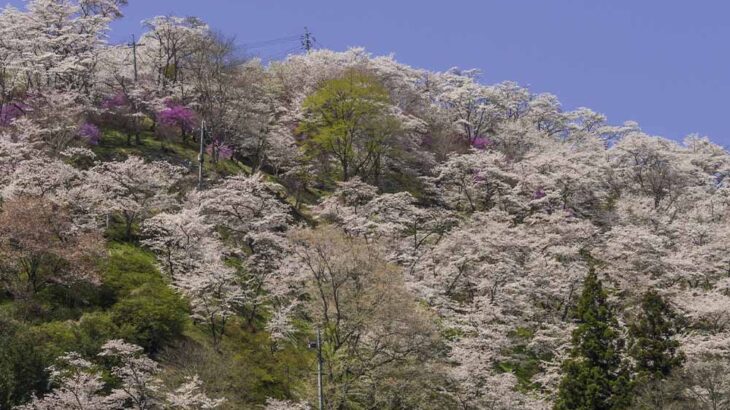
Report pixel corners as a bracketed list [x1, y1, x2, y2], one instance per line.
[627, 289, 686, 409]
[555, 268, 631, 410]
[629, 289, 685, 380]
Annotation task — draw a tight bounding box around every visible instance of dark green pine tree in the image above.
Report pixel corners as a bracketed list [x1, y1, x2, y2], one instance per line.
[629, 289, 685, 380]
[555, 268, 632, 410]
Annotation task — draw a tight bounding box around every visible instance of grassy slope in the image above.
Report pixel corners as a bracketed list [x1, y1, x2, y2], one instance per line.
[94, 129, 250, 177]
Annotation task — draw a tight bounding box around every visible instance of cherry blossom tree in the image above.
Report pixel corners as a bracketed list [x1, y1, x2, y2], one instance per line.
[86, 156, 185, 240]
[15, 353, 111, 410]
[425, 149, 520, 213]
[19, 340, 223, 409]
[314, 177, 457, 274]
[0, 38, 728, 409]
[0, 0, 121, 96]
[140, 16, 209, 91]
[23, 91, 86, 153]
[165, 375, 225, 409]
[431, 68, 498, 145]
[98, 339, 162, 409]
[142, 208, 245, 349]
[191, 173, 291, 239]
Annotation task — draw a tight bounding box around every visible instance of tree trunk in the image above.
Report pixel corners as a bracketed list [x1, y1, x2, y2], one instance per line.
[124, 213, 134, 241]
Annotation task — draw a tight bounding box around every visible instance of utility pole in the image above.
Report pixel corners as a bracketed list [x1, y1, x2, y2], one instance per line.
[128, 34, 144, 82]
[198, 119, 205, 190]
[301, 27, 315, 53]
[316, 327, 324, 410]
[309, 326, 324, 410]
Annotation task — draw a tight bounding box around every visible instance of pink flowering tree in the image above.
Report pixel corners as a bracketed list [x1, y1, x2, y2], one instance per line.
[78, 122, 102, 145]
[471, 136, 493, 150]
[206, 135, 233, 164]
[157, 102, 197, 142]
[0, 102, 26, 127]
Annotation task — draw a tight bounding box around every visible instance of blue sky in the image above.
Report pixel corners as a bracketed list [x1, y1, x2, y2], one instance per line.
[5, 0, 730, 147]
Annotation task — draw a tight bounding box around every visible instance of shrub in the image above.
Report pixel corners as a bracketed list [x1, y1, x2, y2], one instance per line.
[112, 283, 188, 352]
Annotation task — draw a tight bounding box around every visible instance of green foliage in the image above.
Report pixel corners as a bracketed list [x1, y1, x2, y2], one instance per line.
[298, 70, 401, 184]
[496, 326, 552, 392]
[441, 326, 464, 341]
[157, 319, 314, 409]
[0, 242, 188, 407]
[103, 243, 188, 352]
[100, 242, 164, 300]
[75, 312, 122, 355]
[111, 283, 188, 353]
[31, 281, 103, 321]
[0, 317, 95, 407]
[555, 268, 632, 410]
[629, 289, 685, 380]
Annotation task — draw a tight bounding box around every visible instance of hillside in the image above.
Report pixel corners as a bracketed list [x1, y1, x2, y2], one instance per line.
[1, 2, 729, 409]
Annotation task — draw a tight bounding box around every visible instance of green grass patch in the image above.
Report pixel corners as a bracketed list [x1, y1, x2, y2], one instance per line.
[94, 129, 249, 177]
[496, 326, 552, 392]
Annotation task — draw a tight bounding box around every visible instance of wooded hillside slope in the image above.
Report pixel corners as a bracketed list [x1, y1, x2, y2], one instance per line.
[1, 1, 729, 409]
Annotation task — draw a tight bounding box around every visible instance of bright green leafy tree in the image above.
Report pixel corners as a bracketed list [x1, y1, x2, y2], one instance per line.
[298, 69, 401, 183]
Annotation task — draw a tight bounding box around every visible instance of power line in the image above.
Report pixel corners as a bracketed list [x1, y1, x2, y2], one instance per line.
[312, 38, 327, 50]
[113, 30, 322, 66]
[263, 46, 302, 62]
[256, 27, 324, 62]
[238, 35, 300, 50]
[243, 40, 298, 50]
